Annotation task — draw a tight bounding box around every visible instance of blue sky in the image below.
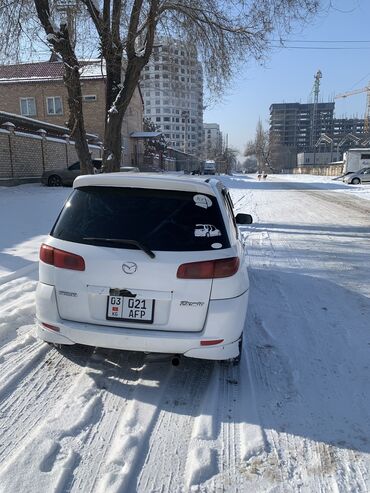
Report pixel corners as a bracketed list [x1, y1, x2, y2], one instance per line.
[204, 0, 370, 158]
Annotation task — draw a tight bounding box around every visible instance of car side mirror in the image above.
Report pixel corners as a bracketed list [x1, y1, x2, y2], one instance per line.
[235, 213, 253, 225]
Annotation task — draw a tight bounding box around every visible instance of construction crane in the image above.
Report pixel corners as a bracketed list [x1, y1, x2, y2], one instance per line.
[334, 82, 370, 133]
[310, 70, 322, 164]
[310, 70, 322, 148]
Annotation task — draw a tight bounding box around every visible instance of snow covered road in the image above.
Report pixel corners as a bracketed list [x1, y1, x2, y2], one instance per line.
[0, 177, 369, 492]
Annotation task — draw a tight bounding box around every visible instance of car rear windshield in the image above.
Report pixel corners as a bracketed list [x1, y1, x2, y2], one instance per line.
[51, 186, 230, 251]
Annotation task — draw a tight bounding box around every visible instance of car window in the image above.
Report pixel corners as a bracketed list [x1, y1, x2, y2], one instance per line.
[51, 186, 231, 251]
[68, 162, 80, 171]
[222, 190, 238, 239]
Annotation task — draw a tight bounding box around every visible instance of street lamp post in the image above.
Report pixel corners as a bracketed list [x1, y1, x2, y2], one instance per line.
[182, 110, 190, 155]
[181, 110, 190, 172]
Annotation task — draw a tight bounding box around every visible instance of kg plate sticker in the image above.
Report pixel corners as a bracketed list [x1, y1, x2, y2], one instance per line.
[193, 194, 212, 209]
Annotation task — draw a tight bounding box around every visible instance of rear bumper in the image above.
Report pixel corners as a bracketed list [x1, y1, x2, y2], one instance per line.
[36, 282, 248, 360]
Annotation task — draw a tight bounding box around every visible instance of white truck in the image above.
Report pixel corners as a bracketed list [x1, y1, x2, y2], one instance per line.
[203, 160, 217, 175]
[343, 148, 370, 174]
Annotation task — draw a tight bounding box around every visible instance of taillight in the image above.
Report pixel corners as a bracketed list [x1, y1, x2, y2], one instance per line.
[41, 322, 60, 332]
[177, 260, 214, 279]
[200, 339, 224, 346]
[214, 257, 239, 278]
[177, 257, 239, 279]
[40, 243, 85, 271]
[40, 244, 54, 265]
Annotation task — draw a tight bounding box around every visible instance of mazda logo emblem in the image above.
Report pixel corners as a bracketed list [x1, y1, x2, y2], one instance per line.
[122, 262, 137, 274]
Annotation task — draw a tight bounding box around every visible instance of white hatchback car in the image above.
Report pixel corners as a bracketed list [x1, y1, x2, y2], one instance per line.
[36, 174, 253, 361]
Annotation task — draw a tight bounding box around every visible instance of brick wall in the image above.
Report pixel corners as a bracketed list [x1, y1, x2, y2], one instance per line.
[0, 127, 102, 181]
[0, 131, 11, 178]
[12, 132, 43, 177]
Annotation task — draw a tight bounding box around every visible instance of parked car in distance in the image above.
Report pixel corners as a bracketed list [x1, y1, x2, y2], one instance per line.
[41, 159, 103, 186]
[343, 167, 370, 185]
[36, 174, 253, 362]
[119, 166, 140, 173]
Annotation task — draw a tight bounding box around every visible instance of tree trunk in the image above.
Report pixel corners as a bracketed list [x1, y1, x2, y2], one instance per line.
[63, 56, 93, 175]
[33, 0, 93, 175]
[103, 58, 144, 172]
[102, 53, 124, 172]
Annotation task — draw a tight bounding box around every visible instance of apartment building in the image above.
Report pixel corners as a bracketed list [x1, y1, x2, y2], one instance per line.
[141, 38, 204, 154]
[203, 123, 222, 159]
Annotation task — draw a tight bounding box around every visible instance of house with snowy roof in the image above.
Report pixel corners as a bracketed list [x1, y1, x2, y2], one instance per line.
[0, 58, 144, 165]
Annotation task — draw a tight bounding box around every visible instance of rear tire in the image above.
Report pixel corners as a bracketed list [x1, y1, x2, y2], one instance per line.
[48, 175, 62, 187]
[233, 334, 243, 365]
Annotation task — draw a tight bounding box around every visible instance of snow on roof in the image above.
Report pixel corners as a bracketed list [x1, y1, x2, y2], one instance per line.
[0, 61, 64, 80]
[79, 61, 106, 78]
[0, 60, 106, 83]
[346, 148, 370, 152]
[130, 131, 162, 138]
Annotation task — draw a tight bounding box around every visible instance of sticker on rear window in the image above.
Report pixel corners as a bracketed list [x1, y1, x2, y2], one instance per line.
[194, 224, 221, 237]
[193, 194, 212, 209]
[211, 243, 222, 249]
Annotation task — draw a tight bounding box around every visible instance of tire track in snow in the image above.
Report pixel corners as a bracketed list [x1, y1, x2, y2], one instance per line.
[241, 184, 370, 492]
[136, 358, 214, 493]
[0, 276, 38, 347]
[67, 350, 148, 492]
[183, 353, 266, 493]
[0, 338, 49, 405]
[0, 344, 102, 493]
[0, 344, 95, 465]
[94, 355, 178, 493]
[0, 263, 38, 287]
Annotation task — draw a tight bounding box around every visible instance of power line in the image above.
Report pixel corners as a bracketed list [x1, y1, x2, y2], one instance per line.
[270, 45, 370, 50]
[272, 39, 370, 43]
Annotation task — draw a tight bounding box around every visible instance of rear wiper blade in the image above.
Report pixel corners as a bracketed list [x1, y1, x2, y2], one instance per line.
[83, 237, 156, 259]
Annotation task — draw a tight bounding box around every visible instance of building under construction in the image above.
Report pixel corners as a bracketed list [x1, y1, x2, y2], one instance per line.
[270, 103, 368, 169]
[269, 70, 369, 169]
[270, 102, 334, 148]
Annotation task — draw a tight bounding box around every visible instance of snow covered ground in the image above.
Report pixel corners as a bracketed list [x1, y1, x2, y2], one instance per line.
[270, 172, 370, 203]
[0, 176, 369, 492]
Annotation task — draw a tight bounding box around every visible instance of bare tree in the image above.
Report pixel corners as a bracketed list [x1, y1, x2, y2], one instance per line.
[242, 156, 258, 173]
[0, 0, 322, 173]
[218, 146, 239, 174]
[245, 119, 271, 172]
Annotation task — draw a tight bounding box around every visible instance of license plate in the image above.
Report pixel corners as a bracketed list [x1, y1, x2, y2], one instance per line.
[106, 296, 154, 323]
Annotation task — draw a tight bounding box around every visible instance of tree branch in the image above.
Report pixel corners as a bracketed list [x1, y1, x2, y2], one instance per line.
[127, 0, 143, 58]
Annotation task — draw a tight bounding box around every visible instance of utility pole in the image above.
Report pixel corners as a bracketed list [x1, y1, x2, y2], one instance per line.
[182, 110, 189, 155]
[225, 133, 229, 174]
[311, 70, 322, 165]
